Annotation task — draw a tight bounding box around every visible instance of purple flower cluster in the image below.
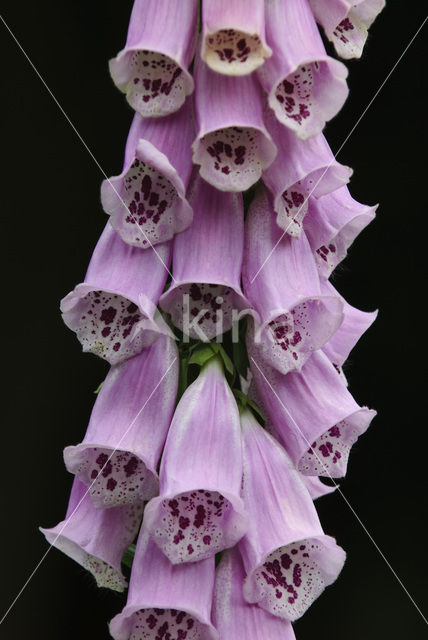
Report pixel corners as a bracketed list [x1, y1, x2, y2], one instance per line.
[41, 1, 384, 638]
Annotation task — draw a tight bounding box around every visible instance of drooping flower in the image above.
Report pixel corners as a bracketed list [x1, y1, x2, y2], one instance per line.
[258, 0, 349, 139]
[109, 528, 218, 640]
[40, 479, 143, 592]
[309, 0, 386, 59]
[201, 0, 272, 76]
[263, 107, 352, 236]
[63, 335, 178, 508]
[192, 52, 277, 192]
[109, 0, 198, 117]
[144, 355, 248, 564]
[101, 100, 194, 248]
[303, 185, 377, 278]
[61, 223, 171, 364]
[243, 188, 344, 374]
[213, 547, 296, 639]
[160, 176, 248, 341]
[250, 348, 376, 478]
[321, 279, 377, 368]
[239, 409, 346, 621]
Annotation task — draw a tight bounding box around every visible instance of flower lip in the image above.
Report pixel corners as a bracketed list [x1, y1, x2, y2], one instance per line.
[159, 280, 250, 341]
[243, 534, 346, 621]
[144, 488, 248, 564]
[101, 138, 193, 248]
[63, 444, 159, 509]
[61, 284, 158, 365]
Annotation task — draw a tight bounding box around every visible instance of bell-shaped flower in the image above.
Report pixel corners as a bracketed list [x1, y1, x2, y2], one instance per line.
[109, 0, 198, 117]
[110, 529, 218, 640]
[63, 335, 178, 508]
[61, 224, 171, 364]
[321, 279, 377, 368]
[239, 410, 346, 621]
[258, 0, 348, 139]
[160, 176, 248, 342]
[309, 0, 385, 59]
[263, 108, 352, 236]
[304, 185, 377, 278]
[248, 379, 337, 502]
[192, 52, 277, 192]
[201, 0, 272, 76]
[243, 188, 343, 375]
[250, 348, 376, 478]
[213, 547, 296, 639]
[144, 356, 248, 564]
[40, 479, 143, 592]
[101, 101, 194, 248]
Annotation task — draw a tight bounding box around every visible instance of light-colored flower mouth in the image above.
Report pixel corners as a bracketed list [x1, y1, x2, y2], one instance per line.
[118, 157, 180, 246]
[251, 541, 325, 621]
[203, 29, 267, 75]
[273, 62, 319, 132]
[150, 490, 235, 563]
[195, 126, 274, 191]
[66, 289, 150, 364]
[68, 446, 158, 508]
[129, 608, 202, 640]
[125, 50, 190, 117]
[298, 420, 358, 477]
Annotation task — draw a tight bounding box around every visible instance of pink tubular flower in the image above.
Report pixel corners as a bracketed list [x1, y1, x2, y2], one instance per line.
[259, 0, 348, 139]
[250, 349, 376, 478]
[160, 176, 248, 341]
[201, 0, 272, 75]
[109, 0, 198, 117]
[192, 53, 277, 192]
[143, 356, 248, 564]
[213, 547, 296, 639]
[40, 479, 143, 592]
[239, 410, 346, 621]
[309, 0, 386, 59]
[61, 224, 171, 364]
[243, 188, 343, 375]
[63, 335, 178, 508]
[321, 279, 377, 368]
[101, 100, 194, 248]
[304, 185, 377, 278]
[263, 108, 352, 236]
[109, 529, 218, 640]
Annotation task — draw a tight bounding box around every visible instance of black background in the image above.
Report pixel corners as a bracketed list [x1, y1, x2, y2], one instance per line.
[1, 2, 427, 638]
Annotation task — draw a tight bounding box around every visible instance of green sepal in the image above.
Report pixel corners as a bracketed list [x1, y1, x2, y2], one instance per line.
[121, 543, 136, 569]
[94, 381, 104, 394]
[233, 389, 266, 423]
